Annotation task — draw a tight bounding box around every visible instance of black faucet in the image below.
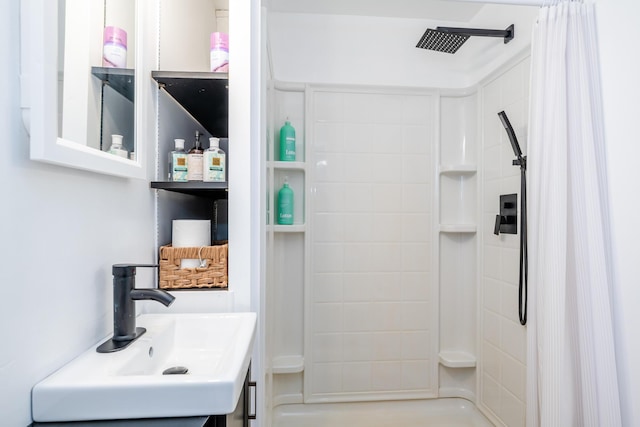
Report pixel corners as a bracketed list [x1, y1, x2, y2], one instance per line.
[97, 264, 175, 353]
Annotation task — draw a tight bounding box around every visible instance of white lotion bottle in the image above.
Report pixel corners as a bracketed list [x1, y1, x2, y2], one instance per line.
[108, 134, 128, 158]
[203, 137, 226, 182]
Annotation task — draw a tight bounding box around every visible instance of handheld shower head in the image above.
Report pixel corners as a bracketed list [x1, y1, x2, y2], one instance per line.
[497, 111, 523, 159]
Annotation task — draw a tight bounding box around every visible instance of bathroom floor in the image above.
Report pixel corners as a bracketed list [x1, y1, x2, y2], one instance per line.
[272, 398, 494, 427]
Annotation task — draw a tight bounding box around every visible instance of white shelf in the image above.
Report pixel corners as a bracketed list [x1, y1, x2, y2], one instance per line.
[270, 161, 306, 171]
[272, 355, 305, 374]
[439, 224, 477, 233]
[440, 164, 477, 175]
[439, 351, 476, 368]
[271, 224, 306, 233]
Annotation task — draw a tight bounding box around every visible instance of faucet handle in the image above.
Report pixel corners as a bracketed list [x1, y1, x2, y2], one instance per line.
[112, 264, 158, 277]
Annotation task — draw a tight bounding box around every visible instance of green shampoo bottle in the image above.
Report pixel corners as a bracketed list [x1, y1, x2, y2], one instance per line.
[279, 119, 296, 161]
[277, 177, 294, 225]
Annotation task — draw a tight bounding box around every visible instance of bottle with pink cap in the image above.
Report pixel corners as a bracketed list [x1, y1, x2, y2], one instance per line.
[210, 32, 229, 72]
[102, 26, 127, 68]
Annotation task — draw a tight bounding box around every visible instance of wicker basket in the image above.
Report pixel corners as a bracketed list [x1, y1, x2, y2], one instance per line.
[159, 243, 228, 289]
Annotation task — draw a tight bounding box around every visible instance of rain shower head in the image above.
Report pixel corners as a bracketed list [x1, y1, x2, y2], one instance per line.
[498, 110, 522, 159]
[416, 24, 514, 54]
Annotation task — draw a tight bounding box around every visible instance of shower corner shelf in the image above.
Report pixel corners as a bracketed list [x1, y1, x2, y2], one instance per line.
[439, 224, 477, 233]
[272, 355, 304, 374]
[270, 161, 306, 171]
[440, 164, 477, 175]
[271, 224, 306, 233]
[439, 351, 476, 368]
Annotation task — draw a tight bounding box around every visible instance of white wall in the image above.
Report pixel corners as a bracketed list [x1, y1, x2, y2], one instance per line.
[597, 0, 640, 425]
[1, 1, 155, 425]
[478, 56, 530, 427]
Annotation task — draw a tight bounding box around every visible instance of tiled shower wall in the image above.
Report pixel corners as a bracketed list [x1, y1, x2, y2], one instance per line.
[479, 57, 530, 427]
[308, 90, 437, 402]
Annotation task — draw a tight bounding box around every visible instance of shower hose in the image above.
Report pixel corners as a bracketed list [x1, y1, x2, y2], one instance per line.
[519, 165, 528, 326]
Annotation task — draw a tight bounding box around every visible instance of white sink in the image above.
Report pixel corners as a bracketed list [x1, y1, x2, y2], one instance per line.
[32, 312, 257, 422]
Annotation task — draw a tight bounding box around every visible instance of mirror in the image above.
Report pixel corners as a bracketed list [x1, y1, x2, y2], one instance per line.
[59, 0, 135, 157]
[21, 0, 157, 179]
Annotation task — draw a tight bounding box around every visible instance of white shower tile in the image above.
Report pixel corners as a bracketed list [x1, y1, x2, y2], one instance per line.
[343, 273, 373, 302]
[370, 153, 403, 184]
[500, 388, 526, 427]
[483, 79, 501, 116]
[314, 273, 344, 303]
[501, 247, 520, 286]
[402, 155, 430, 184]
[482, 342, 501, 382]
[314, 154, 345, 183]
[372, 184, 403, 213]
[402, 243, 431, 272]
[483, 112, 501, 148]
[312, 362, 343, 394]
[372, 332, 402, 360]
[343, 302, 374, 332]
[400, 302, 430, 331]
[370, 243, 402, 272]
[401, 272, 430, 301]
[401, 360, 431, 390]
[343, 332, 374, 361]
[342, 362, 372, 392]
[483, 309, 501, 348]
[314, 303, 344, 333]
[343, 184, 373, 212]
[344, 153, 373, 183]
[314, 183, 346, 213]
[371, 361, 402, 391]
[403, 126, 431, 154]
[313, 213, 344, 242]
[314, 92, 344, 122]
[371, 214, 402, 243]
[483, 179, 501, 214]
[483, 244, 501, 280]
[402, 183, 431, 213]
[481, 373, 501, 418]
[500, 143, 520, 178]
[313, 333, 343, 362]
[343, 213, 372, 242]
[501, 318, 526, 363]
[374, 94, 405, 124]
[483, 213, 502, 246]
[313, 243, 344, 273]
[343, 123, 374, 154]
[344, 243, 373, 273]
[313, 122, 344, 153]
[483, 146, 502, 181]
[483, 277, 502, 314]
[403, 95, 434, 125]
[370, 273, 401, 302]
[371, 124, 404, 153]
[401, 214, 431, 243]
[500, 64, 525, 107]
[401, 331, 430, 359]
[344, 93, 376, 124]
[370, 302, 403, 331]
[501, 282, 519, 322]
[501, 354, 526, 402]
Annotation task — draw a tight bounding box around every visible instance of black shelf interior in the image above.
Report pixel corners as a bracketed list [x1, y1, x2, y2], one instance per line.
[152, 71, 229, 137]
[150, 181, 229, 198]
[91, 66, 135, 102]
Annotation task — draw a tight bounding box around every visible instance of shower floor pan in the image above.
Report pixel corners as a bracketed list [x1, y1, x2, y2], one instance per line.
[273, 398, 493, 427]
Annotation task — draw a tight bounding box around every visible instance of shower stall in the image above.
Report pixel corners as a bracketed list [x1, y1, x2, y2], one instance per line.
[263, 2, 538, 426]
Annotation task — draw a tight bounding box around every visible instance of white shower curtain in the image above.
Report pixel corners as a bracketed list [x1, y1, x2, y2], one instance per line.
[527, 1, 622, 426]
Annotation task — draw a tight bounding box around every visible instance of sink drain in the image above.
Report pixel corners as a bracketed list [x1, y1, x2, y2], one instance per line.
[162, 366, 189, 375]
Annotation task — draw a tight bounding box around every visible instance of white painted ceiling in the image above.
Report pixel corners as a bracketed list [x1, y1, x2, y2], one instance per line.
[267, 0, 484, 22]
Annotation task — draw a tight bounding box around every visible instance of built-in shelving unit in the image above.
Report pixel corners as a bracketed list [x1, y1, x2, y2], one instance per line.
[437, 93, 479, 400]
[152, 71, 229, 137]
[266, 82, 307, 406]
[91, 67, 135, 102]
